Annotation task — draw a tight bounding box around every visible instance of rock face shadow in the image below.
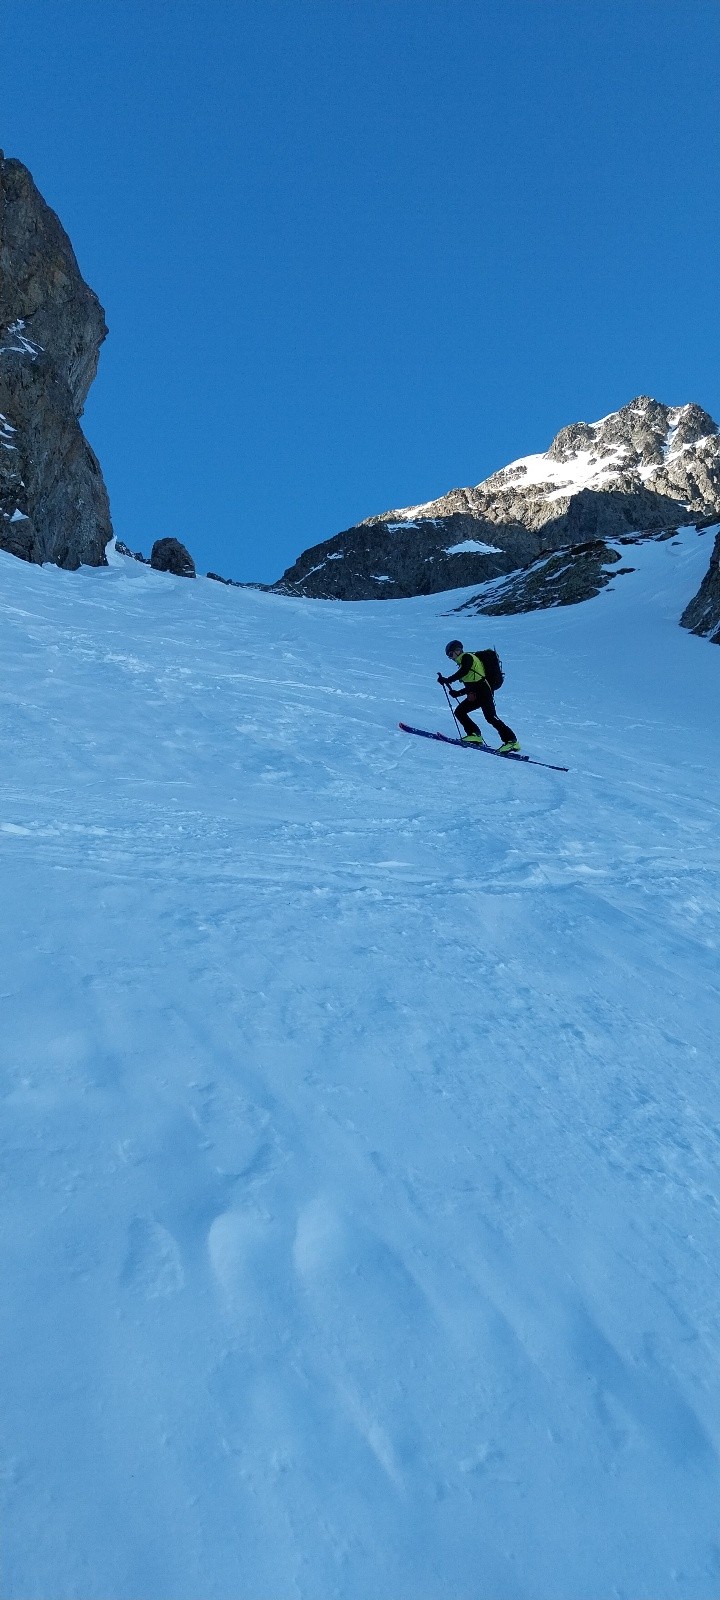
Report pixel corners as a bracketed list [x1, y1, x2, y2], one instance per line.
[681, 528, 720, 643]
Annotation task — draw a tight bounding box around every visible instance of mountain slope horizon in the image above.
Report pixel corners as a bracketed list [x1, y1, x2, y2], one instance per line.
[274, 395, 720, 604]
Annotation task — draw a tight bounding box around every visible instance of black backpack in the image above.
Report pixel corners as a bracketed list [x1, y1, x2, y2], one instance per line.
[475, 648, 504, 691]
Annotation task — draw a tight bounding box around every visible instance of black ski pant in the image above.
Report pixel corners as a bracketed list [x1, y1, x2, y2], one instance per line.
[454, 682, 517, 743]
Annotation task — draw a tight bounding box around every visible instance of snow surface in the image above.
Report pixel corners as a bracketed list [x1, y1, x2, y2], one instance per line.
[0, 414, 18, 451]
[1, 529, 719, 1600]
[501, 443, 630, 497]
[0, 325, 41, 359]
[384, 512, 445, 527]
[445, 539, 503, 555]
[385, 519, 443, 531]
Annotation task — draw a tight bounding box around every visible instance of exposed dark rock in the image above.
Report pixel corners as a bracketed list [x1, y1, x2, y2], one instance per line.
[0, 509, 35, 561]
[275, 489, 691, 603]
[274, 513, 533, 601]
[451, 526, 705, 618]
[537, 487, 689, 545]
[206, 569, 289, 593]
[680, 529, 720, 644]
[150, 537, 196, 578]
[547, 398, 717, 467]
[117, 540, 265, 593]
[274, 397, 720, 602]
[0, 151, 112, 568]
[452, 542, 626, 617]
[115, 539, 149, 564]
[207, 570, 244, 587]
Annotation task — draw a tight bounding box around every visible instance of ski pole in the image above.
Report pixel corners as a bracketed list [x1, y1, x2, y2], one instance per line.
[438, 676, 462, 738]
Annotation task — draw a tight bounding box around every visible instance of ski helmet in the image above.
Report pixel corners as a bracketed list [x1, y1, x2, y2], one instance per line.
[445, 639, 463, 658]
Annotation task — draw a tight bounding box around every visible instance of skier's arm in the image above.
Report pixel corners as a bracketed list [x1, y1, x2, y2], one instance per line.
[438, 670, 464, 698]
[439, 654, 471, 686]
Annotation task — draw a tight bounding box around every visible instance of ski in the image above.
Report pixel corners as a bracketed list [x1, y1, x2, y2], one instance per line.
[398, 724, 569, 772]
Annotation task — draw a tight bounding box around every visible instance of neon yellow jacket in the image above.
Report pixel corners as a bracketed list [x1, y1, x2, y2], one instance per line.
[456, 652, 486, 685]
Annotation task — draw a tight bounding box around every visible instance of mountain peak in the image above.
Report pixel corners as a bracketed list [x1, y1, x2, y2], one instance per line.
[275, 396, 720, 601]
[546, 398, 718, 467]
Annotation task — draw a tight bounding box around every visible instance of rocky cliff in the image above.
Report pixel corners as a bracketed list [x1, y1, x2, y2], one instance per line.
[680, 529, 720, 644]
[0, 152, 112, 568]
[275, 398, 720, 602]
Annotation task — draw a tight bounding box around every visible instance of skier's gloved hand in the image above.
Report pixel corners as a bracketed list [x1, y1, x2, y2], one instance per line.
[438, 673, 448, 685]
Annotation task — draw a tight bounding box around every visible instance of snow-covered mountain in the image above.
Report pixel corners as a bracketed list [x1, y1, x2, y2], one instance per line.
[276, 396, 720, 602]
[1, 528, 719, 1599]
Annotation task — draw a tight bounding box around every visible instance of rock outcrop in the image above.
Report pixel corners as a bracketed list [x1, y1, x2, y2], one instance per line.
[115, 539, 149, 565]
[452, 540, 633, 618]
[207, 571, 245, 588]
[0, 151, 112, 568]
[274, 398, 720, 602]
[449, 525, 710, 618]
[150, 538, 196, 578]
[680, 528, 720, 644]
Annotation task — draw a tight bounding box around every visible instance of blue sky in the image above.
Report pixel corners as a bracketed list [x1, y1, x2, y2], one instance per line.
[3, 0, 720, 582]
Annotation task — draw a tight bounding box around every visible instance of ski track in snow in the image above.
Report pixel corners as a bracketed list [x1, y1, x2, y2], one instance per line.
[0, 530, 719, 1599]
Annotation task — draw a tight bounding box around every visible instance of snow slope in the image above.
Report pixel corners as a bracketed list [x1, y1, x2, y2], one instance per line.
[1, 529, 719, 1600]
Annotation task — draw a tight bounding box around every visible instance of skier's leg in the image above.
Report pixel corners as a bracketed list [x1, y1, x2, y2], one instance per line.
[476, 683, 517, 744]
[454, 696, 483, 737]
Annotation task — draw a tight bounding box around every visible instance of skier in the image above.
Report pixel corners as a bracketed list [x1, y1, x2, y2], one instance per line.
[438, 640, 521, 751]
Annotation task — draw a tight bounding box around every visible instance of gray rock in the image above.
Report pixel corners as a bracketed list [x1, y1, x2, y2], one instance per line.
[680, 529, 720, 644]
[274, 397, 720, 602]
[207, 570, 242, 587]
[115, 540, 150, 564]
[0, 509, 35, 561]
[0, 151, 112, 569]
[452, 540, 638, 617]
[206, 571, 267, 592]
[150, 538, 196, 578]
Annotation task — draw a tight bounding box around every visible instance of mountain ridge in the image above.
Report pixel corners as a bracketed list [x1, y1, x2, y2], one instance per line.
[273, 397, 720, 613]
